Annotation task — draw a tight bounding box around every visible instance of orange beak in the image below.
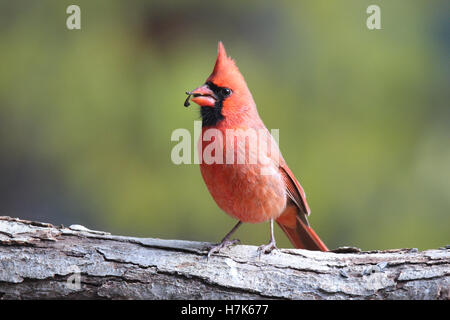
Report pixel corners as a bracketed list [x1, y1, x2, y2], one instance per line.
[187, 85, 217, 107]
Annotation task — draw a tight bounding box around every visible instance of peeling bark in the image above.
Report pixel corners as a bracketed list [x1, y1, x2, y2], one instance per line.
[0, 216, 448, 300]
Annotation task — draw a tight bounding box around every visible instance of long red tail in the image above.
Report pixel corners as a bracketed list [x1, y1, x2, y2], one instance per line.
[276, 163, 328, 251]
[276, 206, 328, 251]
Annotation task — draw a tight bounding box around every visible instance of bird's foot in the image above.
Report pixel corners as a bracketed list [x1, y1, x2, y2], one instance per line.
[207, 239, 240, 260]
[257, 240, 277, 257]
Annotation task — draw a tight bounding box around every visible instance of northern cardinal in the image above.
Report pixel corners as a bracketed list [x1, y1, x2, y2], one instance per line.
[185, 42, 328, 257]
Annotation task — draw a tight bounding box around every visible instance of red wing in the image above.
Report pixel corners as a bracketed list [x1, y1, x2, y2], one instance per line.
[278, 165, 328, 251]
[279, 164, 311, 217]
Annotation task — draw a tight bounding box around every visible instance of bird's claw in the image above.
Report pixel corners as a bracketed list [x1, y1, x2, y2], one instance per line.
[207, 239, 240, 260]
[257, 240, 277, 258]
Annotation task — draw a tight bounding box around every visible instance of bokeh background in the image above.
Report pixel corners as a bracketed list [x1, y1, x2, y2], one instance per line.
[0, 0, 448, 251]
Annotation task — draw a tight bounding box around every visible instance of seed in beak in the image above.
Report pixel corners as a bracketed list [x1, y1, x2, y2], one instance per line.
[184, 92, 192, 107]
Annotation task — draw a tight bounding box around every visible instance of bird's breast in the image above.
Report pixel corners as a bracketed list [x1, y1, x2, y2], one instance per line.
[198, 127, 286, 223]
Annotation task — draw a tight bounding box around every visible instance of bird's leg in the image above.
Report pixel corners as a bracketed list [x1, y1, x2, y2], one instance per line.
[257, 219, 278, 256]
[207, 221, 242, 259]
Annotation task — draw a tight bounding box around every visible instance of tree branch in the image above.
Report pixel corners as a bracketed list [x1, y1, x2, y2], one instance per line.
[0, 216, 448, 299]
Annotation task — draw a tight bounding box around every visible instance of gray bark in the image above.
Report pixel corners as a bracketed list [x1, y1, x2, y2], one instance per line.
[0, 216, 448, 300]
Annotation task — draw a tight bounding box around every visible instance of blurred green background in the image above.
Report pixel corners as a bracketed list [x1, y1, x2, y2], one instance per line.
[0, 0, 448, 250]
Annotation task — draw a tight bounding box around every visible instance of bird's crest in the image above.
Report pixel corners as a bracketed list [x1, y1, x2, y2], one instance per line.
[207, 42, 246, 90]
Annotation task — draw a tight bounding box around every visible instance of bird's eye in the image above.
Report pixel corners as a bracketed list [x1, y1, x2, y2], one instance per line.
[221, 88, 232, 96]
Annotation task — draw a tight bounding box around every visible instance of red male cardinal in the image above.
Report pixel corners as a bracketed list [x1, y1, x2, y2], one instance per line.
[185, 42, 328, 257]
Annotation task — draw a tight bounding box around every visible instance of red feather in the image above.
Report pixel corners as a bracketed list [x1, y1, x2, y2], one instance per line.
[277, 165, 328, 251]
[191, 42, 328, 252]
